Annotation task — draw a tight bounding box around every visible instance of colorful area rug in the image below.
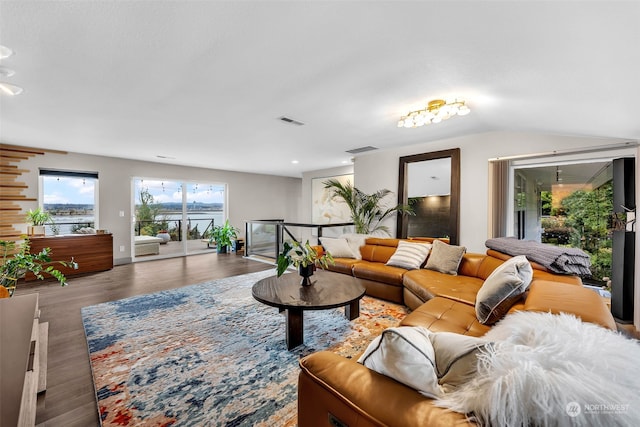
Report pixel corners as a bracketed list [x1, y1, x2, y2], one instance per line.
[81, 270, 409, 426]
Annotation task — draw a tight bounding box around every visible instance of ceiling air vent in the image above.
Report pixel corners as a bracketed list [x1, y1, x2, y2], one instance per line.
[278, 116, 305, 126]
[346, 146, 378, 154]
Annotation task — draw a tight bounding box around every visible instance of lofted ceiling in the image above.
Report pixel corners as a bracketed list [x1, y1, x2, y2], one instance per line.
[0, 1, 639, 178]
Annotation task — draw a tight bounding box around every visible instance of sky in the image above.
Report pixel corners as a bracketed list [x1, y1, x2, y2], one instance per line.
[135, 179, 225, 205]
[43, 176, 96, 205]
[43, 177, 226, 206]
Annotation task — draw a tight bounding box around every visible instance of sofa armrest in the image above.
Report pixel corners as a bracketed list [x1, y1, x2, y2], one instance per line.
[298, 351, 474, 427]
[524, 280, 616, 330]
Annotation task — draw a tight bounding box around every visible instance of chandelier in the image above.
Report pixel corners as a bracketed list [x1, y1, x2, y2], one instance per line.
[398, 98, 470, 128]
[0, 45, 23, 96]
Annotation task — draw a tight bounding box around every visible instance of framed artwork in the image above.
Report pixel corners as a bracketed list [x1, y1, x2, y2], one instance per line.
[311, 173, 353, 225]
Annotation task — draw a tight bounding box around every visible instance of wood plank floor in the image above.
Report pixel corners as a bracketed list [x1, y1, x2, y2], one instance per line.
[13, 253, 272, 427]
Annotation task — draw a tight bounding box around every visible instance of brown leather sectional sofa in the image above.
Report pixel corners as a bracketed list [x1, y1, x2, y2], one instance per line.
[299, 237, 616, 427]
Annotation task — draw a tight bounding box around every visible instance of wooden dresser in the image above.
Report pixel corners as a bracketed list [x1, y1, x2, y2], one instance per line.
[0, 294, 48, 427]
[27, 234, 113, 279]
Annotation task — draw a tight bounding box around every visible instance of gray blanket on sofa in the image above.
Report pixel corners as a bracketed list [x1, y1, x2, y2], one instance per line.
[485, 237, 592, 277]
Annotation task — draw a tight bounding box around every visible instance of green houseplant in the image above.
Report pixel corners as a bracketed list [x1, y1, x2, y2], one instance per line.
[323, 179, 414, 235]
[0, 239, 78, 297]
[211, 220, 240, 253]
[276, 240, 334, 285]
[25, 207, 52, 236]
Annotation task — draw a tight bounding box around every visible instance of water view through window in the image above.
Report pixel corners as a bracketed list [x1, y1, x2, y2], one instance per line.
[133, 178, 225, 257]
[42, 173, 97, 234]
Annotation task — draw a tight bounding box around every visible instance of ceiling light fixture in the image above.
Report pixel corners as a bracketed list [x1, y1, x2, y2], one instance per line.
[0, 45, 14, 59]
[0, 82, 23, 96]
[0, 66, 15, 77]
[0, 45, 23, 96]
[397, 98, 470, 128]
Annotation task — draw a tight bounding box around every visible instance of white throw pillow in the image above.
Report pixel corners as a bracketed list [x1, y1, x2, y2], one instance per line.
[340, 233, 371, 260]
[319, 237, 355, 258]
[358, 326, 442, 398]
[475, 255, 533, 325]
[386, 241, 432, 270]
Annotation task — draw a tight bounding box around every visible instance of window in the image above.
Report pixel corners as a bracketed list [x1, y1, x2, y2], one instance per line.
[40, 169, 98, 235]
[510, 158, 620, 282]
[133, 178, 226, 258]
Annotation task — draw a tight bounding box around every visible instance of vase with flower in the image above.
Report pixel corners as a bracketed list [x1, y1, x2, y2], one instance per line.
[276, 240, 334, 286]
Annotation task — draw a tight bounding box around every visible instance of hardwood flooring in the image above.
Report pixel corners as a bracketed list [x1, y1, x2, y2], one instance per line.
[13, 253, 272, 427]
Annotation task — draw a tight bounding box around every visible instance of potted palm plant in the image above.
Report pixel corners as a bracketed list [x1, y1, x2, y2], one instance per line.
[0, 239, 78, 298]
[323, 179, 414, 235]
[211, 220, 240, 254]
[25, 207, 52, 236]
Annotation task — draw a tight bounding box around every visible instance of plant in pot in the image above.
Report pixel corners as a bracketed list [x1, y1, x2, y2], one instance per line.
[25, 207, 52, 236]
[323, 179, 414, 235]
[211, 220, 240, 254]
[0, 239, 78, 298]
[276, 240, 334, 286]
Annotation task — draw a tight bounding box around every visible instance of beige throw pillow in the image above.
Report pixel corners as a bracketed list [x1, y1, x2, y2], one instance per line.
[425, 240, 466, 275]
[319, 237, 355, 258]
[386, 241, 432, 270]
[429, 332, 491, 393]
[475, 255, 533, 325]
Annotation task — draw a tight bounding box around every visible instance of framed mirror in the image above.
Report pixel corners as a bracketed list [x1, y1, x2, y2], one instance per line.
[397, 148, 460, 244]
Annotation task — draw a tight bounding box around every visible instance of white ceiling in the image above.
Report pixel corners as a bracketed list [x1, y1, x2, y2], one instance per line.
[0, 1, 639, 178]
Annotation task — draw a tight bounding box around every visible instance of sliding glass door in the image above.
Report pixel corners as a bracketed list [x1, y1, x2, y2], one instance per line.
[132, 178, 226, 260]
[511, 159, 615, 281]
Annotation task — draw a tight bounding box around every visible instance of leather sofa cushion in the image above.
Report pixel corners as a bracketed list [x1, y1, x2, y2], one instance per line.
[403, 269, 483, 305]
[327, 258, 361, 275]
[353, 261, 406, 286]
[524, 280, 616, 330]
[400, 297, 490, 337]
[532, 269, 582, 285]
[360, 238, 401, 263]
[298, 351, 473, 427]
[456, 253, 504, 280]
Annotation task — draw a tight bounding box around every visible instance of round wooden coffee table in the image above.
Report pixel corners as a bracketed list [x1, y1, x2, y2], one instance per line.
[252, 269, 366, 350]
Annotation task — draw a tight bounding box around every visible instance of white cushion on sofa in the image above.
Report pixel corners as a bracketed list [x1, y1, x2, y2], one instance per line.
[340, 233, 372, 260]
[358, 326, 442, 398]
[386, 240, 432, 270]
[358, 327, 489, 397]
[320, 237, 356, 258]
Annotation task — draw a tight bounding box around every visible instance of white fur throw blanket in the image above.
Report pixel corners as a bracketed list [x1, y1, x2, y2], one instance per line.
[436, 311, 640, 426]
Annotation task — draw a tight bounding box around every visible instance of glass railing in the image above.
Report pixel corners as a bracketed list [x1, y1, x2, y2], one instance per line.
[44, 221, 95, 235]
[135, 218, 216, 242]
[244, 219, 354, 260]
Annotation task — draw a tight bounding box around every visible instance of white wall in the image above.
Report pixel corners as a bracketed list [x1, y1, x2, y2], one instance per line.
[20, 151, 302, 264]
[353, 131, 633, 253]
[300, 165, 354, 240]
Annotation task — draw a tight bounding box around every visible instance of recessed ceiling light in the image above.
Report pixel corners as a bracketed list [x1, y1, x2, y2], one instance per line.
[291, 160, 299, 164]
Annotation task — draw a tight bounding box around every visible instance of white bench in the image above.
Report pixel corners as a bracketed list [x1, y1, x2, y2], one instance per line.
[134, 235, 162, 256]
